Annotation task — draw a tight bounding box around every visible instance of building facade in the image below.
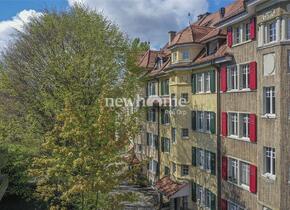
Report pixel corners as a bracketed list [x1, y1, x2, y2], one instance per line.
[135, 0, 290, 210]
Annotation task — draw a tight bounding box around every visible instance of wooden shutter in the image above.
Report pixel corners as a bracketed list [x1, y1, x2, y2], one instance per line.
[220, 65, 227, 92]
[192, 74, 196, 94]
[192, 182, 197, 202]
[221, 112, 228, 137]
[210, 192, 216, 210]
[161, 138, 164, 152]
[161, 109, 164, 124]
[153, 109, 156, 122]
[192, 147, 197, 166]
[210, 69, 216, 93]
[154, 135, 159, 149]
[210, 152, 216, 175]
[249, 61, 257, 90]
[250, 164, 257, 193]
[221, 199, 228, 210]
[210, 112, 216, 134]
[249, 114, 257, 142]
[222, 156, 228, 180]
[192, 111, 197, 130]
[227, 27, 233, 47]
[250, 17, 256, 40]
[146, 133, 150, 146]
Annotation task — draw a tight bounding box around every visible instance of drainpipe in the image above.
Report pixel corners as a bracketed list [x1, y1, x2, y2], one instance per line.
[213, 63, 222, 210]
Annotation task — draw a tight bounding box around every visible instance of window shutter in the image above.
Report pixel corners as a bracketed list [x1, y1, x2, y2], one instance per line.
[220, 65, 227, 92]
[156, 162, 159, 174]
[221, 112, 228, 137]
[249, 61, 257, 90]
[161, 110, 164, 124]
[227, 27, 233, 47]
[210, 192, 216, 210]
[168, 139, 171, 153]
[161, 138, 164, 152]
[250, 17, 256, 40]
[146, 82, 149, 97]
[210, 152, 216, 175]
[192, 147, 197, 166]
[210, 69, 216, 93]
[210, 112, 216, 134]
[249, 114, 257, 142]
[221, 199, 228, 210]
[192, 182, 197, 202]
[192, 111, 197, 130]
[222, 156, 228, 180]
[250, 164, 257, 193]
[154, 135, 159, 149]
[192, 74, 196, 94]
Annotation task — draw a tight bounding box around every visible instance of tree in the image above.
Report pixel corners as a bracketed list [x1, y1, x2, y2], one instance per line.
[0, 6, 143, 209]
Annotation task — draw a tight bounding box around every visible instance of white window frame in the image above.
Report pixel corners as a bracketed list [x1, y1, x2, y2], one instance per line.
[181, 128, 189, 139]
[228, 112, 250, 140]
[228, 200, 246, 210]
[197, 111, 205, 131]
[287, 17, 290, 40]
[227, 157, 251, 191]
[240, 64, 250, 90]
[263, 147, 276, 179]
[148, 108, 156, 122]
[244, 22, 251, 41]
[181, 165, 189, 176]
[149, 160, 158, 174]
[228, 158, 238, 184]
[197, 148, 205, 170]
[172, 52, 177, 63]
[182, 50, 190, 61]
[163, 137, 170, 153]
[196, 184, 205, 206]
[240, 161, 250, 189]
[233, 25, 241, 45]
[268, 21, 277, 43]
[204, 72, 211, 93]
[263, 87, 276, 117]
[196, 73, 204, 93]
[148, 81, 156, 96]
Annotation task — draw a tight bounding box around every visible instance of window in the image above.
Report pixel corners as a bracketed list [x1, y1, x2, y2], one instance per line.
[196, 184, 205, 205]
[204, 72, 211, 92]
[228, 158, 238, 184]
[172, 162, 176, 173]
[172, 128, 176, 143]
[268, 21, 276, 43]
[228, 65, 238, 90]
[182, 51, 190, 60]
[204, 151, 211, 171]
[161, 79, 169, 96]
[204, 112, 211, 132]
[240, 162, 250, 187]
[181, 93, 188, 104]
[240, 114, 249, 138]
[146, 133, 157, 149]
[197, 111, 204, 131]
[228, 201, 245, 210]
[149, 160, 158, 174]
[234, 26, 241, 44]
[196, 73, 204, 93]
[147, 81, 156, 96]
[288, 51, 290, 72]
[264, 147, 276, 178]
[161, 109, 170, 124]
[147, 108, 156, 122]
[181, 128, 189, 139]
[208, 40, 218, 55]
[164, 166, 170, 176]
[172, 52, 177, 63]
[264, 87, 275, 115]
[244, 22, 251, 41]
[288, 18, 290, 39]
[171, 93, 176, 107]
[197, 149, 204, 169]
[240, 64, 249, 89]
[181, 165, 189, 176]
[162, 137, 170, 153]
[195, 185, 216, 209]
[229, 113, 238, 137]
[181, 196, 188, 209]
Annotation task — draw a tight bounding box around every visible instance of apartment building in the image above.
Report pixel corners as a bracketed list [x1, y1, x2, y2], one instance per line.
[134, 0, 290, 210]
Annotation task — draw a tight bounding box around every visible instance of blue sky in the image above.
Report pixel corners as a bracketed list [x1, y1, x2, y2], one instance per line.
[0, 0, 234, 49]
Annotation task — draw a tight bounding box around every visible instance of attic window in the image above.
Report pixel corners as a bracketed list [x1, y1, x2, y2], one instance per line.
[182, 51, 190, 60]
[156, 57, 163, 69]
[208, 40, 218, 55]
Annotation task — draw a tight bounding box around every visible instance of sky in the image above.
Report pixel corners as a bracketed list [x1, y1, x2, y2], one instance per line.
[0, 0, 234, 50]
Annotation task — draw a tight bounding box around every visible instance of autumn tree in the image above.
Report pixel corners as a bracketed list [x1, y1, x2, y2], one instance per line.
[0, 6, 144, 209]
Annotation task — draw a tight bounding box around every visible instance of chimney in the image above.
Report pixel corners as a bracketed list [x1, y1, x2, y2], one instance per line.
[220, 7, 226, 18]
[168, 31, 176, 44]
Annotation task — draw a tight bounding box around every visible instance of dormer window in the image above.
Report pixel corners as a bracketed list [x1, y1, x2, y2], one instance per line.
[208, 40, 218, 55]
[156, 57, 163, 69]
[182, 51, 190, 61]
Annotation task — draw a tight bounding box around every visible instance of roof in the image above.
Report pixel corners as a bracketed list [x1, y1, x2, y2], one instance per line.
[138, 50, 160, 69]
[194, 43, 230, 64]
[154, 176, 188, 198]
[169, 25, 214, 47]
[200, 28, 227, 43]
[196, 0, 245, 27]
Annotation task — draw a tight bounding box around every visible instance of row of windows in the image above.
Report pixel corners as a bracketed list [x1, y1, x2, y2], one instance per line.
[227, 158, 251, 190]
[227, 63, 250, 91]
[192, 147, 216, 175]
[147, 80, 169, 96]
[192, 111, 216, 134]
[192, 70, 215, 94]
[232, 21, 251, 45]
[227, 112, 250, 139]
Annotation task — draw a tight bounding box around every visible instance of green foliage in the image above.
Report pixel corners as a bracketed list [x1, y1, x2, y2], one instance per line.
[0, 5, 144, 210]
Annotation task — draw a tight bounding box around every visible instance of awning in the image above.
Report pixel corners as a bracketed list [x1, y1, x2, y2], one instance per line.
[154, 176, 190, 199]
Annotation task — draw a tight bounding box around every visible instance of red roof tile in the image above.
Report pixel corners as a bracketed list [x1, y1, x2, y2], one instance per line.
[155, 176, 187, 198]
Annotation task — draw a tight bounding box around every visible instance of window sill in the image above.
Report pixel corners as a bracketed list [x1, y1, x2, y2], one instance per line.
[181, 136, 189, 140]
[262, 173, 276, 181]
[227, 135, 251, 142]
[226, 88, 252, 93]
[161, 123, 170, 126]
[261, 114, 276, 119]
[232, 40, 252, 48]
[228, 181, 250, 192]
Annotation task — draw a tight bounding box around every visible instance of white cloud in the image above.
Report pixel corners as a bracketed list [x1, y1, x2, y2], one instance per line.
[68, 0, 209, 49]
[0, 9, 42, 51]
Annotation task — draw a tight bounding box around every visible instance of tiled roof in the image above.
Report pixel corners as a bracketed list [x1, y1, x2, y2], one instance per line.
[169, 25, 214, 47]
[154, 176, 187, 198]
[196, 0, 245, 27]
[200, 28, 227, 43]
[194, 43, 230, 64]
[138, 50, 159, 69]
